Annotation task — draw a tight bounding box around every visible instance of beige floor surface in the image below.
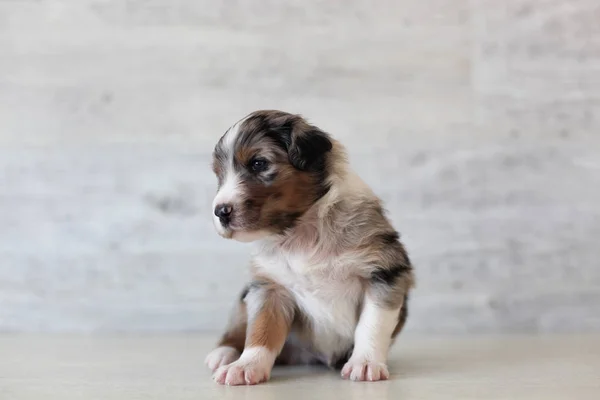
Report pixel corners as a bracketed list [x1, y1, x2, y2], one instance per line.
[1, 335, 599, 399]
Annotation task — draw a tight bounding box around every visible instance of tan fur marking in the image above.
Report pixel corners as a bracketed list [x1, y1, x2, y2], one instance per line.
[245, 278, 295, 353]
[391, 297, 409, 339]
[217, 297, 247, 353]
[246, 302, 290, 351]
[234, 146, 256, 167]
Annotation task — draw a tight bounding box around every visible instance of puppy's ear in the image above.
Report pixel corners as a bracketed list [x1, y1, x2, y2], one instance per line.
[288, 122, 333, 171]
[263, 111, 333, 171]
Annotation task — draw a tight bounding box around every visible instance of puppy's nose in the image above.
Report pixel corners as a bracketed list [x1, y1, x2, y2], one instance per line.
[214, 204, 233, 222]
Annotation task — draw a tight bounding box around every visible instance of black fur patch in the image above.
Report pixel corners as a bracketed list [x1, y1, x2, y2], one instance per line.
[379, 231, 400, 245]
[371, 263, 410, 285]
[268, 211, 304, 231]
[265, 121, 294, 152]
[264, 171, 278, 183]
[332, 346, 354, 370]
[240, 285, 250, 301]
[288, 130, 333, 171]
[398, 294, 409, 327]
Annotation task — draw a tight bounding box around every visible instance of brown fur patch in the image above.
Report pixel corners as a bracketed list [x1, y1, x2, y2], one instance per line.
[392, 295, 409, 339]
[247, 305, 290, 351]
[256, 165, 321, 233]
[217, 297, 248, 353]
[244, 277, 295, 352]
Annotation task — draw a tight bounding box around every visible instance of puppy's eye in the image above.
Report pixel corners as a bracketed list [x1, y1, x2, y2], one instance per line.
[250, 158, 269, 173]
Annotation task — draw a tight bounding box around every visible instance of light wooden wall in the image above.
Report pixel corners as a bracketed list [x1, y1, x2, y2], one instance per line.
[1, 0, 598, 333]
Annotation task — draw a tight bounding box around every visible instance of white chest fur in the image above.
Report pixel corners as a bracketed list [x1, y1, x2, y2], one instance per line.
[253, 248, 363, 358]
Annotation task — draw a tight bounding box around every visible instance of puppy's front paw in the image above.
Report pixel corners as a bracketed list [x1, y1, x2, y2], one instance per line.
[341, 357, 389, 382]
[205, 346, 240, 371]
[212, 348, 274, 386]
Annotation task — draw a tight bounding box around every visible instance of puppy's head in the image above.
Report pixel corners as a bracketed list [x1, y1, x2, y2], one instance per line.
[211, 110, 333, 242]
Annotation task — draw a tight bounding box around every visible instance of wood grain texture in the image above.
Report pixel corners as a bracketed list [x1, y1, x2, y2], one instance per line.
[1, 335, 600, 399]
[472, 0, 600, 139]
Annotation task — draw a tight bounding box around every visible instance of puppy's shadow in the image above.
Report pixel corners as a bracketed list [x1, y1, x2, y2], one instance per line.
[269, 363, 335, 383]
[269, 340, 544, 383]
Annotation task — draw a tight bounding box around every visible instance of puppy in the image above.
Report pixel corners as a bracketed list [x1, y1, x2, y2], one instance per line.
[205, 110, 414, 385]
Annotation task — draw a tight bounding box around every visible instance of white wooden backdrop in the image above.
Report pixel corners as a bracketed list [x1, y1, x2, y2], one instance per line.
[1, 0, 599, 333]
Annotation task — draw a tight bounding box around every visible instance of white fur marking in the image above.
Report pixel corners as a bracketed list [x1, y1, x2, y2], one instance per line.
[243, 287, 265, 322]
[212, 171, 241, 235]
[252, 250, 361, 360]
[213, 171, 241, 209]
[341, 295, 399, 381]
[222, 119, 243, 151]
[213, 347, 276, 386]
[212, 117, 250, 235]
[205, 346, 240, 371]
[353, 298, 398, 361]
[213, 117, 246, 209]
